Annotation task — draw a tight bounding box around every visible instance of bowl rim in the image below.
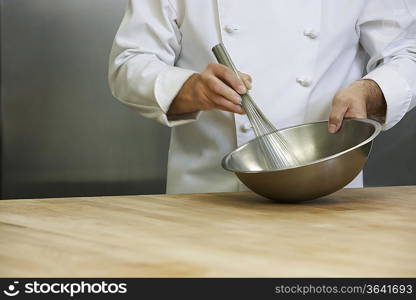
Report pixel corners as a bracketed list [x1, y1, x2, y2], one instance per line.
[222, 118, 382, 173]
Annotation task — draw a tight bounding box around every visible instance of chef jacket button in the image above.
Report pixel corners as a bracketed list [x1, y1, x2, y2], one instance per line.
[240, 122, 252, 133]
[296, 77, 312, 87]
[224, 25, 238, 34]
[303, 29, 319, 39]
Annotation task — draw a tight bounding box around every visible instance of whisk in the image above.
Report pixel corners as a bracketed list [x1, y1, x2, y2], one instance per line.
[212, 43, 299, 169]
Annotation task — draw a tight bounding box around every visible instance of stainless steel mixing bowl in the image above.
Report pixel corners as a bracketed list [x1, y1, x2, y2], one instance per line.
[222, 119, 382, 202]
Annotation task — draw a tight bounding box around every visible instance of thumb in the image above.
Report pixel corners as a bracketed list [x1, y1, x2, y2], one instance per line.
[238, 72, 252, 90]
[328, 97, 349, 133]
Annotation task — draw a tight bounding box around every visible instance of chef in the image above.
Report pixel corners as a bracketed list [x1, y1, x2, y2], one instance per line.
[109, 0, 416, 194]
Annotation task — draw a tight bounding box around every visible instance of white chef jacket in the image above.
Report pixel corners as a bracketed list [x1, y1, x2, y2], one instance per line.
[109, 0, 416, 194]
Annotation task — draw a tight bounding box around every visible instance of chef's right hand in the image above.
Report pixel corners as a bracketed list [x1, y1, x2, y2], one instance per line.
[167, 63, 252, 116]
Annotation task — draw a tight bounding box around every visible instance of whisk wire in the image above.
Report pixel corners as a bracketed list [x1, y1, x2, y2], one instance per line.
[212, 43, 299, 170]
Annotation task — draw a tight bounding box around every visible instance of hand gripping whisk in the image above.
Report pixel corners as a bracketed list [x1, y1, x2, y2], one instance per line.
[212, 43, 299, 169]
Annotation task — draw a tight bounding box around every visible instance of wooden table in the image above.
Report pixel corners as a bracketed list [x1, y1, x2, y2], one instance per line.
[1, 186, 415, 277]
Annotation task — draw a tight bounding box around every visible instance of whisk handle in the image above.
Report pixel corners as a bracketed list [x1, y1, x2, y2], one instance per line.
[212, 43, 242, 81]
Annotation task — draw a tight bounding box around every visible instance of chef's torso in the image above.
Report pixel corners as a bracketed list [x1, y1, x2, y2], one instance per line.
[167, 0, 367, 193]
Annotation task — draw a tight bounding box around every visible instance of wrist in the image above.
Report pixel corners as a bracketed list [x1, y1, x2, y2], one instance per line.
[357, 79, 387, 122]
[168, 74, 200, 116]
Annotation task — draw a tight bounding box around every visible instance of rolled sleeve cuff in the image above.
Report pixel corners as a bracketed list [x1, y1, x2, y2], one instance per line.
[154, 66, 201, 127]
[363, 64, 412, 130]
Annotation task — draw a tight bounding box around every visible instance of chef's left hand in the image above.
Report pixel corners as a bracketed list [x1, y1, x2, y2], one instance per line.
[328, 79, 387, 133]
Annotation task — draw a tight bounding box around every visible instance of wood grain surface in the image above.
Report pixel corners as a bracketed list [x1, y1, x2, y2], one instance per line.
[1, 186, 415, 277]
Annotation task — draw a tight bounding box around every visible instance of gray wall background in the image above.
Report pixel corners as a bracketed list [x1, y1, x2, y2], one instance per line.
[1, 0, 170, 199]
[1, 0, 415, 199]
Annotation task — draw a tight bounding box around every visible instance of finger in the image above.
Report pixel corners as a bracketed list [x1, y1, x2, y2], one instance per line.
[344, 111, 367, 119]
[212, 64, 247, 94]
[238, 72, 252, 90]
[208, 92, 244, 114]
[215, 101, 245, 115]
[206, 76, 242, 105]
[344, 101, 367, 119]
[328, 96, 349, 133]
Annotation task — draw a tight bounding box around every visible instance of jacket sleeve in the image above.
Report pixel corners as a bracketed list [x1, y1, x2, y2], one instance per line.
[358, 0, 416, 130]
[108, 0, 200, 127]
